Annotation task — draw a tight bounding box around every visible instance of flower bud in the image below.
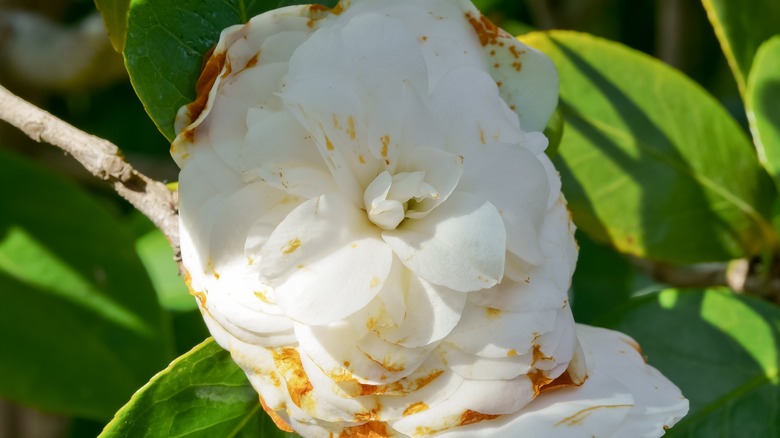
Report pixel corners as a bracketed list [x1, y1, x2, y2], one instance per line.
[172, 1, 688, 436]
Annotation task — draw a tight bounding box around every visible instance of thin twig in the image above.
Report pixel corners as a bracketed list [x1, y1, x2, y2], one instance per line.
[0, 84, 180, 259]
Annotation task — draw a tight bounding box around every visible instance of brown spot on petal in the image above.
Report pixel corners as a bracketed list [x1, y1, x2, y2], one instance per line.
[404, 401, 429, 416]
[531, 344, 552, 366]
[179, 128, 195, 143]
[182, 269, 207, 306]
[380, 135, 390, 157]
[554, 404, 632, 427]
[272, 348, 313, 408]
[347, 115, 357, 140]
[507, 349, 518, 357]
[184, 47, 226, 125]
[206, 257, 220, 279]
[325, 136, 335, 151]
[485, 307, 501, 318]
[358, 154, 366, 164]
[528, 369, 554, 396]
[465, 12, 502, 47]
[530, 368, 587, 397]
[259, 395, 294, 432]
[339, 421, 389, 438]
[356, 369, 444, 396]
[622, 337, 643, 355]
[365, 352, 405, 373]
[460, 410, 500, 426]
[282, 238, 301, 255]
[242, 52, 260, 71]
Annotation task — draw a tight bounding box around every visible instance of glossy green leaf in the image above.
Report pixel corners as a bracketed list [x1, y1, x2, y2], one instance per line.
[101, 338, 297, 437]
[599, 288, 780, 437]
[0, 149, 173, 420]
[522, 31, 777, 263]
[701, 0, 780, 95]
[124, 0, 337, 141]
[94, 0, 131, 52]
[747, 36, 780, 188]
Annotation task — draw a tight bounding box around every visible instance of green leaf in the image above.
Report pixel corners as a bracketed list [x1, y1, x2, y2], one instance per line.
[101, 338, 298, 438]
[522, 31, 777, 263]
[129, 213, 196, 311]
[746, 36, 780, 188]
[0, 149, 173, 420]
[570, 231, 637, 324]
[701, 0, 780, 96]
[94, 0, 131, 52]
[599, 288, 780, 437]
[124, 0, 336, 141]
[542, 105, 563, 158]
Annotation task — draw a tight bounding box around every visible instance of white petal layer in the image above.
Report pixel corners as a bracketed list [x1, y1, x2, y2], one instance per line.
[435, 325, 689, 438]
[383, 191, 506, 292]
[258, 193, 392, 325]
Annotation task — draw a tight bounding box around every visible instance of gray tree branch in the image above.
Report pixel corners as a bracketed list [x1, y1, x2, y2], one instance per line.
[0, 83, 180, 259]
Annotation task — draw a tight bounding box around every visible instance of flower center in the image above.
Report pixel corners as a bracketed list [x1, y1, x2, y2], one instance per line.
[363, 170, 439, 230]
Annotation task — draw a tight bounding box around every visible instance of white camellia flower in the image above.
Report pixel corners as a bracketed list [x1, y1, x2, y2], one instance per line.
[171, 0, 689, 436]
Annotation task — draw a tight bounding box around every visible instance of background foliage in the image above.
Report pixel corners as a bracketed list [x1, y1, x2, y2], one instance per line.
[1, 0, 779, 436]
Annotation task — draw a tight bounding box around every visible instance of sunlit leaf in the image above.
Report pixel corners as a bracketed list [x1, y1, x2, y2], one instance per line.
[522, 31, 777, 263]
[746, 36, 780, 188]
[101, 338, 297, 437]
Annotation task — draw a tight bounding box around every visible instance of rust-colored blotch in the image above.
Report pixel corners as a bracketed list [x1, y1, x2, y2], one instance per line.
[529, 368, 586, 397]
[403, 401, 429, 417]
[272, 348, 314, 407]
[338, 421, 389, 438]
[259, 395, 294, 432]
[460, 410, 500, 426]
[465, 12, 502, 47]
[183, 48, 227, 129]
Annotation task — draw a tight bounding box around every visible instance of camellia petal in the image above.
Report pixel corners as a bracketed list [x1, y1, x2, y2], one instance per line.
[382, 191, 506, 292]
[172, 1, 688, 436]
[258, 193, 392, 325]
